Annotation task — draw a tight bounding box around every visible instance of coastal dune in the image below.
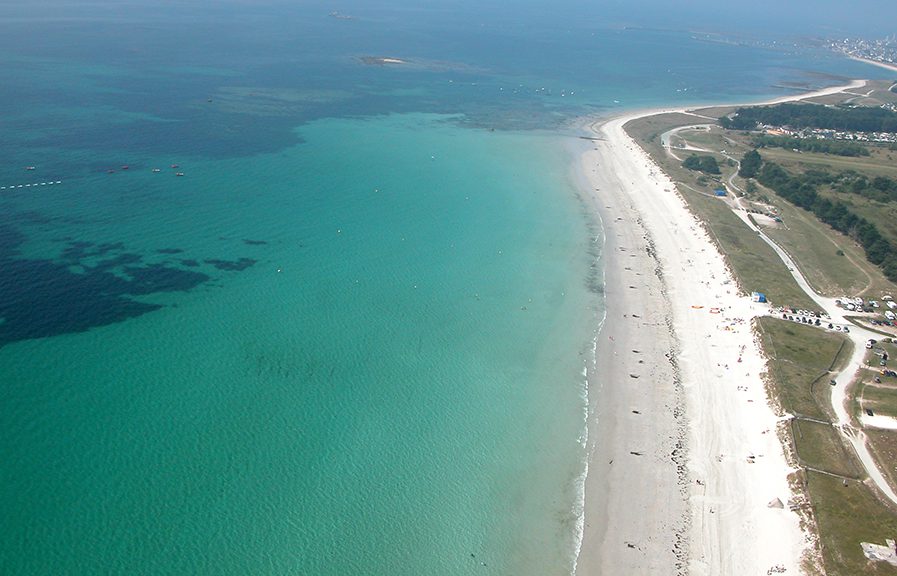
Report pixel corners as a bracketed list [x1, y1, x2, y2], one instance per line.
[573, 81, 867, 575]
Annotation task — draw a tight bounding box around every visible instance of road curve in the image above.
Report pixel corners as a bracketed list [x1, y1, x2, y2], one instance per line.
[734, 207, 897, 505]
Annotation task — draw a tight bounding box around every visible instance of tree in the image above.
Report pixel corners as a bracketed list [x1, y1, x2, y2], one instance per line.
[738, 149, 762, 178]
[683, 155, 702, 171]
[683, 154, 720, 174]
[699, 155, 720, 174]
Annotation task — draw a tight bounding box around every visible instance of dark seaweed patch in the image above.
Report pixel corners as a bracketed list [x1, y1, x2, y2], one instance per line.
[179, 259, 200, 267]
[157, 247, 184, 254]
[204, 258, 256, 271]
[93, 253, 144, 271]
[0, 225, 212, 347]
[60, 240, 126, 262]
[122, 263, 209, 294]
[242, 239, 268, 246]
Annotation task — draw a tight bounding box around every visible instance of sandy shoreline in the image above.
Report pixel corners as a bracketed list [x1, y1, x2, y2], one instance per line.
[573, 80, 867, 575]
[849, 55, 897, 74]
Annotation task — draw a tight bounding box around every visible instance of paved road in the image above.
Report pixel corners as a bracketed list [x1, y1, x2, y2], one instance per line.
[734, 204, 897, 504]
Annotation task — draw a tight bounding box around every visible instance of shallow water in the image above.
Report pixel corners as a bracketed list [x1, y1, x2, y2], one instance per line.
[0, 2, 891, 574]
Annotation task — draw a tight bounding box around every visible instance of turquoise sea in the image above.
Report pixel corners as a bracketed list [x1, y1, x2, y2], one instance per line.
[1, 2, 892, 574]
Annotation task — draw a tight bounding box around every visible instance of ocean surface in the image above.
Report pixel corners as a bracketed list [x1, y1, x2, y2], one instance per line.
[0, 2, 891, 574]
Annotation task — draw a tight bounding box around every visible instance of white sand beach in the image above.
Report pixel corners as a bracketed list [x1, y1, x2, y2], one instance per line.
[574, 81, 866, 575]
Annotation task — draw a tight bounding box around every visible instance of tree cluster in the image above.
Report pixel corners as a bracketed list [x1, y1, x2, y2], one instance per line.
[756, 160, 897, 280]
[751, 135, 870, 157]
[720, 102, 897, 133]
[738, 149, 762, 178]
[682, 154, 720, 174]
[835, 172, 897, 203]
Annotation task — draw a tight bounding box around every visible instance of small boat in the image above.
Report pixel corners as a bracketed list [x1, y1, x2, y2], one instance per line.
[107, 169, 116, 174]
[175, 172, 185, 177]
[170, 164, 179, 169]
[152, 168, 161, 173]
[121, 165, 129, 170]
[25, 166, 36, 171]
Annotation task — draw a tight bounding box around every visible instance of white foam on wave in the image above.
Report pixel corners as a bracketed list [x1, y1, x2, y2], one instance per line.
[570, 316, 605, 575]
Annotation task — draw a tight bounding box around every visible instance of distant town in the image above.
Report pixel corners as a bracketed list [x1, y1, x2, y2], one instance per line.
[829, 35, 897, 68]
[763, 125, 897, 144]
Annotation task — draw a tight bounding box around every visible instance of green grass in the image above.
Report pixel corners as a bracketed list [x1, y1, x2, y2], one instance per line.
[760, 196, 881, 297]
[758, 317, 850, 421]
[807, 470, 897, 576]
[758, 147, 897, 179]
[672, 90, 897, 294]
[681, 188, 819, 309]
[859, 383, 897, 419]
[759, 315, 897, 574]
[866, 429, 897, 504]
[750, 147, 897, 249]
[793, 419, 863, 478]
[623, 112, 706, 150]
[650, 116, 897, 299]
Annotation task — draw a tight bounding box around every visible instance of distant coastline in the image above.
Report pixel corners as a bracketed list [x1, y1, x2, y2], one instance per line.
[849, 55, 897, 74]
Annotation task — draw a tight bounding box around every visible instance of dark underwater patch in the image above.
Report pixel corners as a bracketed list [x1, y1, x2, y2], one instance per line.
[0, 224, 258, 347]
[204, 257, 256, 271]
[60, 240, 127, 262]
[242, 239, 268, 246]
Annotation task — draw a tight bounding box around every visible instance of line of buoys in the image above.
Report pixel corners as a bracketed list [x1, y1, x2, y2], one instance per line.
[1, 180, 62, 190]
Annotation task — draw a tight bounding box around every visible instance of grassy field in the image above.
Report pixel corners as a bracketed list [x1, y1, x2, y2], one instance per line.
[806, 470, 897, 576]
[759, 318, 897, 574]
[860, 383, 897, 418]
[679, 188, 820, 309]
[758, 317, 850, 422]
[631, 105, 897, 299]
[866, 429, 897, 505]
[727, 138, 897, 251]
[794, 418, 864, 478]
[759, 197, 886, 298]
[627, 115, 821, 310]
